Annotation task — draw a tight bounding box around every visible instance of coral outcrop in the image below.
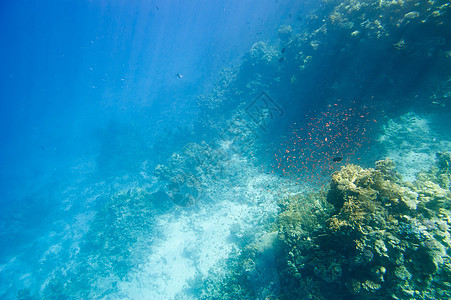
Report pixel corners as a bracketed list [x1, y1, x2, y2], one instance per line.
[277, 154, 451, 299]
[154, 142, 217, 207]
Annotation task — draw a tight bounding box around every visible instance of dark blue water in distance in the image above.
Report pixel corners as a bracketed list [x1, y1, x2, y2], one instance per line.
[0, 0, 450, 299]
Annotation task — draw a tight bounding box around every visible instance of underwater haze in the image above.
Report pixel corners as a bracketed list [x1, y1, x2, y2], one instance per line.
[1, 0, 450, 299]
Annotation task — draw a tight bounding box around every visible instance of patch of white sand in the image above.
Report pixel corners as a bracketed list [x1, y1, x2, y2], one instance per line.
[115, 161, 281, 299]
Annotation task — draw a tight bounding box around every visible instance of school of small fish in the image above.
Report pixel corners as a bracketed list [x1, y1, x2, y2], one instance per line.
[271, 100, 376, 189]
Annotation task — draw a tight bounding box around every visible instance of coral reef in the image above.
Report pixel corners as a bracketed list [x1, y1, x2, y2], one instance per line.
[153, 140, 244, 207]
[156, 0, 451, 296]
[41, 188, 162, 299]
[194, 0, 450, 159]
[277, 154, 451, 299]
[189, 230, 283, 300]
[278, 0, 451, 112]
[154, 143, 209, 207]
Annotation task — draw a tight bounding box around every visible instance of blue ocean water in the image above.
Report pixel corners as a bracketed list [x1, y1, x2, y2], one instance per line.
[0, 0, 450, 299]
